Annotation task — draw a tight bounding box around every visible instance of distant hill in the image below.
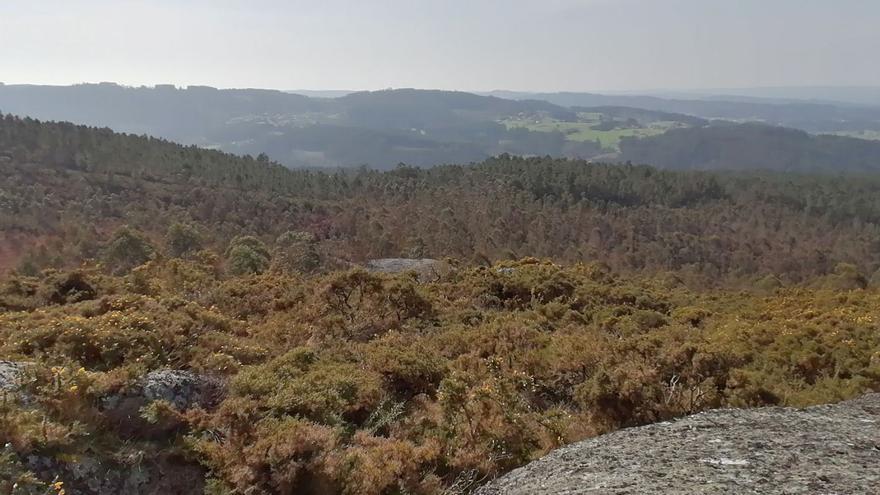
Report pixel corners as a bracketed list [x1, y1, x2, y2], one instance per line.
[3, 83, 880, 171]
[619, 123, 880, 173]
[285, 89, 355, 98]
[570, 106, 708, 127]
[486, 90, 880, 134]
[648, 86, 880, 107]
[0, 84, 588, 169]
[0, 83, 320, 142]
[339, 88, 575, 127]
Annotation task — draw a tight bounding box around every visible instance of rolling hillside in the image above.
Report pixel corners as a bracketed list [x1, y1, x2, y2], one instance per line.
[4, 84, 880, 171]
[3, 105, 880, 495]
[4, 113, 880, 284]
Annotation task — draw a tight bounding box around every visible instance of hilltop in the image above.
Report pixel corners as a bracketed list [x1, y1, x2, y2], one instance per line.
[0, 84, 586, 168]
[619, 122, 880, 173]
[2, 257, 879, 494]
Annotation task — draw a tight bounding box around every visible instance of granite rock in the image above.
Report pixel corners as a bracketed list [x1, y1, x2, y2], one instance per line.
[477, 394, 880, 495]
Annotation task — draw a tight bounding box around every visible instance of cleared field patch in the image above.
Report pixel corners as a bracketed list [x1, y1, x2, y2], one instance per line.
[500, 116, 685, 150]
[828, 130, 880, 141]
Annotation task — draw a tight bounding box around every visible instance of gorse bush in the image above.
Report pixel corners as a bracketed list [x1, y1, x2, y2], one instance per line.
[103, 226, 155, 275]
[1, 257, 878, 494]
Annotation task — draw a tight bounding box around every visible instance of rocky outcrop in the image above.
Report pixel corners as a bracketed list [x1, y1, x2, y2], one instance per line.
[9, 368, 223, 495]
[477, 394, 880, 494]
[140, 369, 225, 411]
[0, 360, 29, 391]
[101, 369, 225, 438]
[2, 363, 223, 410]
[365, 258, 452, 282]
[26, 452, 205, 495]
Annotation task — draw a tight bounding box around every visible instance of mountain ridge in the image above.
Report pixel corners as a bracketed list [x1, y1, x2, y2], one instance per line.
[4, 83, 880, 170]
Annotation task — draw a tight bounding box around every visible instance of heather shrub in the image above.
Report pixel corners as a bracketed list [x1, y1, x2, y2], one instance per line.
[2, 258, 879, 493]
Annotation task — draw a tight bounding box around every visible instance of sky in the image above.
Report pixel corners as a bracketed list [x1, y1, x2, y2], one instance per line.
[2, 0, 879, 92]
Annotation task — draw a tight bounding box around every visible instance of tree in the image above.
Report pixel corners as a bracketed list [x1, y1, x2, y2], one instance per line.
[274, 231, 321, 273]
[166, 222, 203, 258]
[104, 226, 155, 274]
[226, 236, 271, 275]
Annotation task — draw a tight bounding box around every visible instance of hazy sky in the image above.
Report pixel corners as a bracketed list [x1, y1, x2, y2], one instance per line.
[2, 0, 879, 92]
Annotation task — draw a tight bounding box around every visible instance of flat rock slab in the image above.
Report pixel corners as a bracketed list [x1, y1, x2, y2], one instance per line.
[477, 394, 880, 495]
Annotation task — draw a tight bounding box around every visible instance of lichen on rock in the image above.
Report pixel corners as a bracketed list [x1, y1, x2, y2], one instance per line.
[476, 394, 880, 495]
[0, 360, 29, 392]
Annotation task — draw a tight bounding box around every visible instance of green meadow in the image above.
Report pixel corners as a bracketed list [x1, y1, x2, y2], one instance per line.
[500, 114, 685, 150]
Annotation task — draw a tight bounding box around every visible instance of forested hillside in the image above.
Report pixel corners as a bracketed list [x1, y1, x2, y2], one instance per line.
[4, 113, 880, 286]
[2, 114, 880, 494]
[488, 90, 880, 134]
[619, 123, 880, 173]
[0, 84, 588, 169]
[4, 84, 880, 171]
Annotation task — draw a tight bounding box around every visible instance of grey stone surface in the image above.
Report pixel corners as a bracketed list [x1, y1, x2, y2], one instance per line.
[0, 360, 29, 391]
[26, 451, 204, 495]
[141, 369, 224, 411]
[99, 369, 225, 439]
[476, 394, 880, 495]
[1, 365, 216, 494]
[98, 369, 225, 412]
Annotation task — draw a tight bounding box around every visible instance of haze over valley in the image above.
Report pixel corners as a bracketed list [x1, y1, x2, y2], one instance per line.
[3, 82, 880, 171]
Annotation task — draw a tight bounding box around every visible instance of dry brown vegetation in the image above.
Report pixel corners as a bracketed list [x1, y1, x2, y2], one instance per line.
[2, 114, 880, 493]
[2, 258, 879, 494]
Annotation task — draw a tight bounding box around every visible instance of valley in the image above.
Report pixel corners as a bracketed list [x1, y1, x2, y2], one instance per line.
[4, 2, 880, 492]
[3, 84, 880, 172]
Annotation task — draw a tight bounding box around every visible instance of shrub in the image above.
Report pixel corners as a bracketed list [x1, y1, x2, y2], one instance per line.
[2, 258, 879, 493]
[275, 231, 321, 274]
[104, 226, 155, 274]
[226, 236, 271, 275]
[232, 349, 383, 425]
[166, 222, 203, 258]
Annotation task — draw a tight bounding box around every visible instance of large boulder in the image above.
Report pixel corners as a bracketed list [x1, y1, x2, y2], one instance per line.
[477, 394, 880, 494]
[101, 369, 225, 438]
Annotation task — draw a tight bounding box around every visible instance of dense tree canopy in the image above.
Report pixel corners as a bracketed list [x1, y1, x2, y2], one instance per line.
[3, 114, 880, 287]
